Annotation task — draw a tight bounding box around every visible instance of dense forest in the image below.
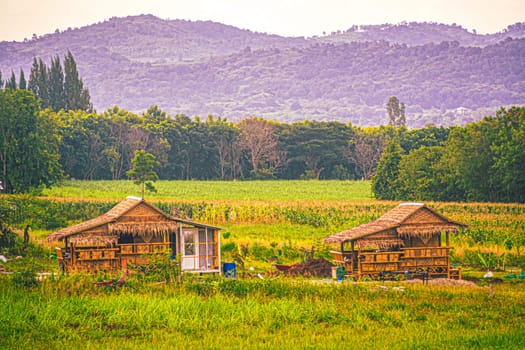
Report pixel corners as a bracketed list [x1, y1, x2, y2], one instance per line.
[2, 15, 525, 126]
[1, 80, 523, 202]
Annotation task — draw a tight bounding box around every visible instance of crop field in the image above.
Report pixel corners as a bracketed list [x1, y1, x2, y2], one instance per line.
[2, 180, 525, 349]
[4, 180, 525, 267]
[42, 179, 374, 201]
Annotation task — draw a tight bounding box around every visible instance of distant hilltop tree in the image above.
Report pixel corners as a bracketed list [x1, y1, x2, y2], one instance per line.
[386, 96, 406, 128]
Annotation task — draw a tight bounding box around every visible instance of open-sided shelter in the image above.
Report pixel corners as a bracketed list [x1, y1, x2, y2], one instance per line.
[323, 202, 466, 280]
[47, 196, 221, 274]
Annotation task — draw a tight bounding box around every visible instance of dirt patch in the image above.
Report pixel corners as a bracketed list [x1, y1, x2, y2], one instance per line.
[284, 258, 334, 278]
[402, 278, 478, 287]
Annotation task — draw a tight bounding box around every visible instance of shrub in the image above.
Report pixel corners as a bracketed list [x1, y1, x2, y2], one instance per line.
[0, 223, 20, 254]
[221, 241, 237, 253]
[11, 263, 39, 289]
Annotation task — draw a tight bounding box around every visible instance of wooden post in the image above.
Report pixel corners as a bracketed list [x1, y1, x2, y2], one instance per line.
[63, 238, 69, 272]
[351, 241, 355, 274]
[447, 247, 451, 279]
[170, 231, 177, 259]
[70, 242, 75, 270]
[357, 245, 362, 281]
[217, 230, 221, 275]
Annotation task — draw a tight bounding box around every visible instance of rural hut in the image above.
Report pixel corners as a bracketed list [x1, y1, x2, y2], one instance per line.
[47, 196, 221, 274]
[323, 202, 467, 280]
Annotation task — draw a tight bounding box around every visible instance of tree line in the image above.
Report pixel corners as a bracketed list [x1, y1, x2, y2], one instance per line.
[0, 75, 523, 202]
[0, 87, 419, 192]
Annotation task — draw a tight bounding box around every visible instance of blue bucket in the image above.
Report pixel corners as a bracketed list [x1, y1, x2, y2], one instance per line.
[336, 266, 346, 282]
[223, 262, 237, 278]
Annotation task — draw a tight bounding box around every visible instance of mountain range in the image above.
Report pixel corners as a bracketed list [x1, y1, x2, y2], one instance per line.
[1, 14, 525, 127]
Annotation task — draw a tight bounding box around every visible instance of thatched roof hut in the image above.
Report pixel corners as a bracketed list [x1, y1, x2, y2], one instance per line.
[47, 196, 222, 274]
[323, 202, 467, 249]
[47, 196, 220, 245]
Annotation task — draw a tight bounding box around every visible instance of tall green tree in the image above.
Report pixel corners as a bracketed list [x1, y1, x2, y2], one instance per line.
[103, 106, 144, 180]
[279, 121, 353, 179]
[489, 107, 525, 202]
[396, 146, 446, 201]
[38, 58, 50, 108]
[28, 58, 41, 98]
[0, 70, 3, 88]
[28, 57, 50, 108]
[64, 51, 92, 112]
[5, 71, 17, 89]
[0, 89, 62, 193]
[140, 106, 171, 174]
[207, 115, 239, 180]
[143, 105, 167, 123]
[126, 150, 159, 199]
[398, 125, 451, 153]
[444, 120, 499, 201]
[18, 69, 27, 90]
[372, 141, 403, 200]
[48, 55, 65, 111]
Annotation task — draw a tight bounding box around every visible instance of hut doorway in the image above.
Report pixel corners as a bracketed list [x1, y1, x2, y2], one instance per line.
[181, 228, 198, 270]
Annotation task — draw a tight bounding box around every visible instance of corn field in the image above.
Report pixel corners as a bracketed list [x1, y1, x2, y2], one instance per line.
[2, 195, 523, 258]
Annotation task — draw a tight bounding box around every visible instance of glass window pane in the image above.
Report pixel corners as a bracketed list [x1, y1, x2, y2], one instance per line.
[184, 231, 195, 255]
[198, 229, 206, 242]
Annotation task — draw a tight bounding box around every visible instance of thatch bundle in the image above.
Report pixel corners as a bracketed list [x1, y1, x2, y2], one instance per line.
[355, 238, 404, 250]
[397, 224, 460, 237]
[69, 232, 117, 246]
[109, 222, 179, 237]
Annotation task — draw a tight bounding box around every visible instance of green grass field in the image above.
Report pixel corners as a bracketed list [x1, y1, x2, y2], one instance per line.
[42, 179, 374, 201]
[1, 276, 524, 349]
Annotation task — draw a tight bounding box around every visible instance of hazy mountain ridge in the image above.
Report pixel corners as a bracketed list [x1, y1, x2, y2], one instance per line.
[0, 15, 309, 64]
[1, 14, 525, 127]
[318, 22, 525, 46]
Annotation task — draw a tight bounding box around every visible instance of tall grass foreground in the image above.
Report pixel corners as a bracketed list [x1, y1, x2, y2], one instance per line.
[0, 276, 524, 349]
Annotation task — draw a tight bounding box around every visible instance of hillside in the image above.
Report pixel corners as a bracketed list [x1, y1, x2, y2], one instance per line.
[1, 15, 525, 126]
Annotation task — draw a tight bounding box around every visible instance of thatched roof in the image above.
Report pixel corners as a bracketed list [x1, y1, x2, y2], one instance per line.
[47, 196, 220, 243]
[323, 202, 467, 245]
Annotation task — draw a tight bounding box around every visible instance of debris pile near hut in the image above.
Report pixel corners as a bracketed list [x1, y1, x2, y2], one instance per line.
[284, 258, 334, 278]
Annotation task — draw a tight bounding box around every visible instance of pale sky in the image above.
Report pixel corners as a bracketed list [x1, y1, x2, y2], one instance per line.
[1, 0, 524, 41]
